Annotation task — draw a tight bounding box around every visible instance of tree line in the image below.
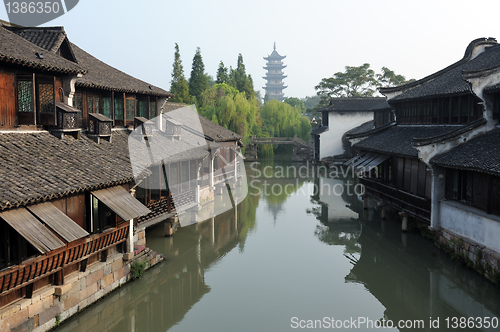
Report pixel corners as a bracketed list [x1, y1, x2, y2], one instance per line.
[168, 44, 312, 152]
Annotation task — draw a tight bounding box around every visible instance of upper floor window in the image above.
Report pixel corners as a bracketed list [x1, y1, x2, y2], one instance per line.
[149, 101, 156, 119]
[114, 97, 124, 121]
[138, 100, 148, 118]
[102, 96, 113, 119]
[395, 95, 482, 125]
[17, 74, 34, 113]
[125, 98, 135, 124]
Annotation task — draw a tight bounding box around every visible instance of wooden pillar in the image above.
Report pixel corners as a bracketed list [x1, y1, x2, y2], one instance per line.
[363, 196, 369, 209]
[210, 217, 215, 244]
[127, 219, 134, 252]
[399, 212, 408, 231]
[165, 222, 173, 237]
[210, 156, 214, 188]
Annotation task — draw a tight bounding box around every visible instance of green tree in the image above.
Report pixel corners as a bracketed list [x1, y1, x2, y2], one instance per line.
[206, 74, 216, 88]
[261, 99, 311, 141]
[376, 67, 415, 87]
[301, 95, 322, 115]
[189, 47, 208, 103]
[234, 54, 255, 99]
[169, 43, 191, 104]
[315, 63, 378, 104]
[197, 83, 262, 145]
[216, 61, 229, 84]
[284, 97, 306, 113]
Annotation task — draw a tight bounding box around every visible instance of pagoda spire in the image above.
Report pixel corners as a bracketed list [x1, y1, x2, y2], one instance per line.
[263, 44, 287, 102]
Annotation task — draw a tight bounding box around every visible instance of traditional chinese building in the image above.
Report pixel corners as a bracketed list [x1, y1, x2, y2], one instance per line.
[345, 37, 500, 281]
[263, 43, 287, 101]
[0, 21, 242, 331]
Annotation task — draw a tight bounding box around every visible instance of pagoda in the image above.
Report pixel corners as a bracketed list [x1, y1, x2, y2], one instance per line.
[263, 43, 287, 101]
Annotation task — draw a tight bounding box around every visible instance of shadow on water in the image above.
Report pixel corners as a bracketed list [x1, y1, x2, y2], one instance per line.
[55, 162, 500, 332]
[308, 175, 500, 331]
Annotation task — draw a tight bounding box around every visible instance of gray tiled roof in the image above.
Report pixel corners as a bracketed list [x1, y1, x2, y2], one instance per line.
[311, 126, 329, 135]
[431, 128, 500, 175]
[0, 131, 133, 210]
[0, 129, 208, 210]
[162, 103, 242, 142]
[320, 97, 385, 113]
[0, 25, 84, 74]
[353, 125, 464, 157]
[368, 100, 391, 111]
[388, 39, 500, 101]
[71, 43, 172, 98]
[345, 120, 374, 136]
[7, 26, 66, 53]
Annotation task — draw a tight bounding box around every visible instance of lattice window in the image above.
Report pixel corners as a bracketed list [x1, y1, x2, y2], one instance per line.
[39, 83, 54, 113]
[149, 101, 156, 119]
[17, 80, 33, 112]
[139, 100, 148, 118]
[102, 97, 112, 119]
[126, 99, 135, 121]
[87, 96, 93, 114]
[114, 98, 124, 120]
[465, 171, 473, 203]
[74, 93, 83, 110]
[94, 96, 100, 114]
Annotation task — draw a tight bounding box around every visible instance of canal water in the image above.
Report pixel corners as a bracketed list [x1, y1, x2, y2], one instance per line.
[55, 160, 500, 331]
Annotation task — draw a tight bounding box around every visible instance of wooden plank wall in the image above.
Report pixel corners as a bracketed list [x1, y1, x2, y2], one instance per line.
[0, 69, 16, 127]
[52, 193, 87, 231]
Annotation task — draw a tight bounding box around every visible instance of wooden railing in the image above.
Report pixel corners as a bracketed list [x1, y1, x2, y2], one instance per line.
[361, 178, 431, 223]
[0, 223, 129, 296]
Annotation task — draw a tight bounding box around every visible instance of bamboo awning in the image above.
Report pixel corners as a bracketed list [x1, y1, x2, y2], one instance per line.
[91, 186, 151, 221]
[0, 208, 65, 254]
[27, 202, 89, 243]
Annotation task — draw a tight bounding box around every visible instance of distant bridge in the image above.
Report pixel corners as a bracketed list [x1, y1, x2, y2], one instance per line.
[245, 136, 313, 162]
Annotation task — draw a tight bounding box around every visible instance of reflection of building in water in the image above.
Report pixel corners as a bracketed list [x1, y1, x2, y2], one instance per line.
[346, 211, 500, 330]
[309, 176, 362, 254]
[55, 207, 241, 332]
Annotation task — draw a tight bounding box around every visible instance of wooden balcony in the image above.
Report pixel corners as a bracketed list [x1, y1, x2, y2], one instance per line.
[361, 178, 431, 223]
[0, 222, 129, 297]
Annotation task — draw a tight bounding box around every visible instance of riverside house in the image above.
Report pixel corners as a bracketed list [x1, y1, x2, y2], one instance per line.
[346, 38, 500, 278]
[311, 97, 384, 161]
[0, 20, 246, 332]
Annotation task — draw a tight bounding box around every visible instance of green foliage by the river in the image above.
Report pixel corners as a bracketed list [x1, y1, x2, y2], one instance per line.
[171, 46, 313, 157]
[261, 100, 311, 141]
[198, 83, 262, 145]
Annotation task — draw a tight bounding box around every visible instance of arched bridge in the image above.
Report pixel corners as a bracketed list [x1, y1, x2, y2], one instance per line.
[245, 135, 313, 161]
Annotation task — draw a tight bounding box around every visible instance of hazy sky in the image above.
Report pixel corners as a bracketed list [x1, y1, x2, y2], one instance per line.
[2, 0, 500, 99]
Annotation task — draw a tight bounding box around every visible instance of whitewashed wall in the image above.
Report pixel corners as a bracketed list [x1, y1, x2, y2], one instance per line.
[319, 112, 372, 159]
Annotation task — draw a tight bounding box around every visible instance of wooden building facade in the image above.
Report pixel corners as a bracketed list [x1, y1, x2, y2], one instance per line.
[345, 38, 500, 262]
[0, 22, 163, 312]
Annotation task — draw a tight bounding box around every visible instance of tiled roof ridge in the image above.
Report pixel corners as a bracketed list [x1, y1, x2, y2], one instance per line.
[0, 131, 135, 210]
[430, 126, 500, 176]
[345, 121, 395, 139]
[319, 97, 386, 112]
[413, 118, 487, 146]
[7, 26, 67, 53]
[380, 38, 498, 95]
[0, 25, 85, 74]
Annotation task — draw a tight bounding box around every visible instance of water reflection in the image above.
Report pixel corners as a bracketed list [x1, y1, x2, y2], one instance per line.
[308, 175, 500, 331]
[55, 163, 500, 332]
